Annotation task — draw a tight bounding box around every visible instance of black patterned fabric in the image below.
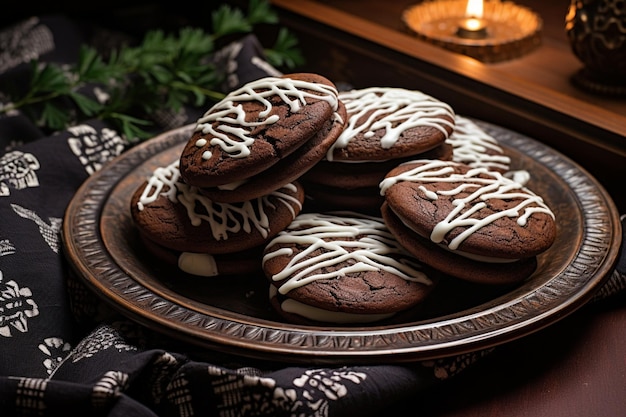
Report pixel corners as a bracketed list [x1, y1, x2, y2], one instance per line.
[0, 15, 624, 417]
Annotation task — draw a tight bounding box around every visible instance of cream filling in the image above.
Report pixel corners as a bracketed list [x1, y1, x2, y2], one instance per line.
[216, 178, 248, 191]
[178, 252, 219, 277]
[270, 286, 395, 324]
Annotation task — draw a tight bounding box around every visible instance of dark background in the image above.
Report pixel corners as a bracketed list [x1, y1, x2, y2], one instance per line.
[1, 1, 235, 36]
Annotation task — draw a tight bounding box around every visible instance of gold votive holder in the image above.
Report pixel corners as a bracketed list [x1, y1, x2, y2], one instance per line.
[403, 0, 543, 63]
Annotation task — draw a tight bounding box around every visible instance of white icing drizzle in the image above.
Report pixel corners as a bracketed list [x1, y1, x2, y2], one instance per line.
[379, 160, 555, 251]
[391, 208, 519, 263]
[194, 76, 339, 160]
[178, 252, 219, 277]
[269, 286, 395, 324]
[214, 109, 346, 190]
[327, 87, 455, 161]
[137, 162, 179, 211]
[262, 212, 432, 295]
[418, 185, 438, 200]
[137, 160, 302, 241]
[446, 115, 511, 172]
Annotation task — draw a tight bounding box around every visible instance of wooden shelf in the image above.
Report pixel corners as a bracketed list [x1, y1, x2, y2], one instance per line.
[269, 0, 626, 210]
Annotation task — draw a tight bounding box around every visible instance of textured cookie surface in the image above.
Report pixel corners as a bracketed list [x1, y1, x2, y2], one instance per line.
[326, 87, 455, 162]
[262, 212, 436, 323]
[380, 159, 557, 259]
[199, 99, 348, 203]
[380, 203, 538, 285]
[130, 160, 305, 254]
[179, 73, 340, 188]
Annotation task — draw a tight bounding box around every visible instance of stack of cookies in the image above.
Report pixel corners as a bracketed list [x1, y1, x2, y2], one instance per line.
[129, 73, 558, 326]
[179, 73, 347, 203]
[131, 73, 346, 277]
[130, 160, 305, 277]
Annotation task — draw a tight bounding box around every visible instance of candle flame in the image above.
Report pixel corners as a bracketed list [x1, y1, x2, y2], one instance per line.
[464, 18, 483, 31]
[465, 0, 484, 18]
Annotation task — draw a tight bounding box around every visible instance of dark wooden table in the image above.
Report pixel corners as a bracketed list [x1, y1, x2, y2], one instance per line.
[269, 0, 626, 212]
[410, 295, 626, 417]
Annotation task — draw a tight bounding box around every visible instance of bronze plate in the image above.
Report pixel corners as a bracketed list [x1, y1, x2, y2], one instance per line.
[62, 120, 622, 364]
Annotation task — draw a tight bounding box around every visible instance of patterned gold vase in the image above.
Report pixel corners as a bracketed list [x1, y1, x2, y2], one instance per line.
[565, 0, 626, 96]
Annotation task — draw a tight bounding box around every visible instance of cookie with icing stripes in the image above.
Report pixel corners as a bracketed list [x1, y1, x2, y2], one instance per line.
[301, 143, 453, 214]
[130, 159, 305, 276]
[262, 212, 437, 325]
[379, 159, 557, 284]
[199, 97, 347, 203]
[179, 73, 342, 193]
[447, 115, 511, 173]
[300, 86, 455, 213]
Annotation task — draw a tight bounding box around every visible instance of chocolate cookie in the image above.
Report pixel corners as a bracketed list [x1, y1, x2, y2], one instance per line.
[379, 159, 557, 284]
[130, 159, 305, 256]
[199, 99, 348, 203]
[179, 73, 341, 189]
[327, 86, 455, 162]
[262, 212, 437, 324]
[300, 86, 455, 213]
[380, 203, 538, 285]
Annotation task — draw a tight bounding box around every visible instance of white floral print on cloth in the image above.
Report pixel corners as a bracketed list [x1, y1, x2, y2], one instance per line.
[68, 325, 137, 363]
[0, 17, 55, 73]
[11, 204, 62, 253]
[206, 365, 367, 417]
[0, 238, 16, 256]
[0, 150, 40, 196]
[66, 124, 126, 175]
[0, 270, 39, 337]
[38, 336, 71, 375]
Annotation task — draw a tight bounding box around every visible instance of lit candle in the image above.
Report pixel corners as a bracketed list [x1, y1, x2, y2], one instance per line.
[456, 0, 488, 39]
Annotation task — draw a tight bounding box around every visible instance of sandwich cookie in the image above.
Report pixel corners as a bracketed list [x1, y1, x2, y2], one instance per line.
[262, 212, 437, 325]
[380, 159, 557, 284]
[179, 73, 343, 202]
[301, 86, 455, 212]
[302, 144, 453, 214]
[200, 99, 347, 203]
[130, 159, 305, 276]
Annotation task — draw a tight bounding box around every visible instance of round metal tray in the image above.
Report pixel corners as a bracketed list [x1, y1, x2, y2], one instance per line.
[62, 120, 622, 364]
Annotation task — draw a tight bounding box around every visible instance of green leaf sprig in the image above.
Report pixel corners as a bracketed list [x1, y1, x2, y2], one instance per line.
[0, 0, 304, 142]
